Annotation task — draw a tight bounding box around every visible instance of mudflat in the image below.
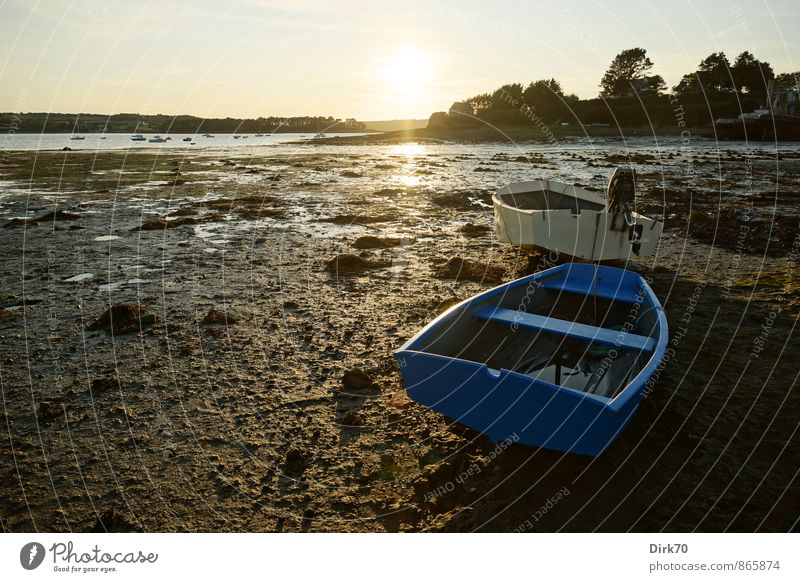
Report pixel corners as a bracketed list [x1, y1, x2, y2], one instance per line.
[1, 137, 798, 532]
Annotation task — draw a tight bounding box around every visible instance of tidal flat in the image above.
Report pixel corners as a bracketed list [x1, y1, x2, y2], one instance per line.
[1, 138, 798, 532]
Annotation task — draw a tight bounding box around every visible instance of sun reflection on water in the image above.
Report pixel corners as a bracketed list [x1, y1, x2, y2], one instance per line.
[391, 142, 426, 187]
[392, 142, 426, 159]
[397, 174, 421, 187]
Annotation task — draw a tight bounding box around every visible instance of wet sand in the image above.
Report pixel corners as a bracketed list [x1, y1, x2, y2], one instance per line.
[1, 138, 798, 532]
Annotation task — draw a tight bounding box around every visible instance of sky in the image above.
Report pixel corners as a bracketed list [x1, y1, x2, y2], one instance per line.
[0, 0, 798, 120]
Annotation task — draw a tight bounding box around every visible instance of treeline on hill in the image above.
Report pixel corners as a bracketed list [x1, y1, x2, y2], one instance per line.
[0, 112, 367, 134]
[429, 47, 799, 130]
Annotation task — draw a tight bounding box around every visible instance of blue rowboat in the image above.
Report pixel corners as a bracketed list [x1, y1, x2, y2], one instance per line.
[395, 263, 668, 456]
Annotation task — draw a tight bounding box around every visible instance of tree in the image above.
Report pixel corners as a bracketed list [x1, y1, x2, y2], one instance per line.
[672, 74, 698, 94]
[465, 93, 492, 112]
[491, 83, 524, 109]
[643, 74, 666, 94]
[775, 71, 800, 91]
[698, 52, 732, 91]
[522, 79, 566, 120]
[673, 52, 732, 94]
[731, 51, 774, 94]
[600, 48, 658, 97]
[522, 79, 563, 104]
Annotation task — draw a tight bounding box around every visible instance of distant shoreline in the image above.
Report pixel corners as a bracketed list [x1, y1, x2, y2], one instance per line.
[5, 129, 379, 135]
[310, 124, 720, 145]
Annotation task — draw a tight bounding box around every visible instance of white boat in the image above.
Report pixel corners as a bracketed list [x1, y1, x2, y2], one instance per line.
[69, 135, 85, 140]
[130, 134, 146, 141]
[493, 169, 662, 260]
[202, 133, 214, 138]
[148, 135, 166, 143]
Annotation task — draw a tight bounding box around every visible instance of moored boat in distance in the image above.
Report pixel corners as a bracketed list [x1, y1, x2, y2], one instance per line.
[395, 263, 668, 456]
[148, 135, 166, 143]
[69, 135, 85, 140]
[493, 169, 662, 260]
[202, 133, 214, 138]
[182, 137, 192, 142]
[130, 134, 146, 141]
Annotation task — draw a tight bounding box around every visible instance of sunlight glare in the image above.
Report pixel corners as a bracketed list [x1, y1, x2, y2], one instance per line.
[380, 48, 432, 98]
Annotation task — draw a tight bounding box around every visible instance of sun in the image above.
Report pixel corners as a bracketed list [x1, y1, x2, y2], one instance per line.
[380, 47, 432, 98]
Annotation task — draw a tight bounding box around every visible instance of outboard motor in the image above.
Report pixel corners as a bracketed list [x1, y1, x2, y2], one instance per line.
[606, 168, 642, 255]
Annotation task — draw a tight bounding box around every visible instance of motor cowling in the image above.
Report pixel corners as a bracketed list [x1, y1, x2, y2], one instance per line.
[607, 167, 636, 222]
[606, 167, 641, 255]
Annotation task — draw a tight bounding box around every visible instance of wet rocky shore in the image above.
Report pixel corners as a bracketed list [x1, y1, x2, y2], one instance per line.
[1, 137, 798, 532]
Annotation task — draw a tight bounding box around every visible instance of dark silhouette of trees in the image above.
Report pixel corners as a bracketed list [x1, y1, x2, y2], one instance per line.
[645, 75, 667, 94]
[522, 79, 570, 120]
[491, 83, 524, 108]
[459, 78, 574, 124]
[673, 52, 732, 94]
[465, 93, 493, 112]
[600, 48, 663, 97]
[775, 72, 800, 90]
[522, 79, 562, 105]
[671, 50, 775, 97]
[731, 51, 774, 95]
[0, 112, 367, 133]
[426, 45, 799, 132]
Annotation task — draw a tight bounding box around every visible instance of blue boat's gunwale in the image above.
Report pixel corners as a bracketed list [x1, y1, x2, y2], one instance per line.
[604, 276, 669, 413]
[396, 263, 668, 415]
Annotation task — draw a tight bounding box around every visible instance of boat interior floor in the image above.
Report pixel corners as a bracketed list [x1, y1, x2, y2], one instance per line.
[421, 291, 656, 399]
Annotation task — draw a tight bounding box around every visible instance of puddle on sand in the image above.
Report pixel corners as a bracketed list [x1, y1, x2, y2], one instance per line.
[63, 273, 94, 282]
[98, 278, 150, 292]
[194, 224, 221, 239]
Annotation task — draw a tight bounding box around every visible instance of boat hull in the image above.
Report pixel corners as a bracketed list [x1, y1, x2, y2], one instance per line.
[398, 351, 643, 456]
[493, 180, 662, 260]
[395, 263, 668, 456]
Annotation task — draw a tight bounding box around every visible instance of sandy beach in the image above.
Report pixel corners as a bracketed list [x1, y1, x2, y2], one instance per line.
[1, 137, 798, 532]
